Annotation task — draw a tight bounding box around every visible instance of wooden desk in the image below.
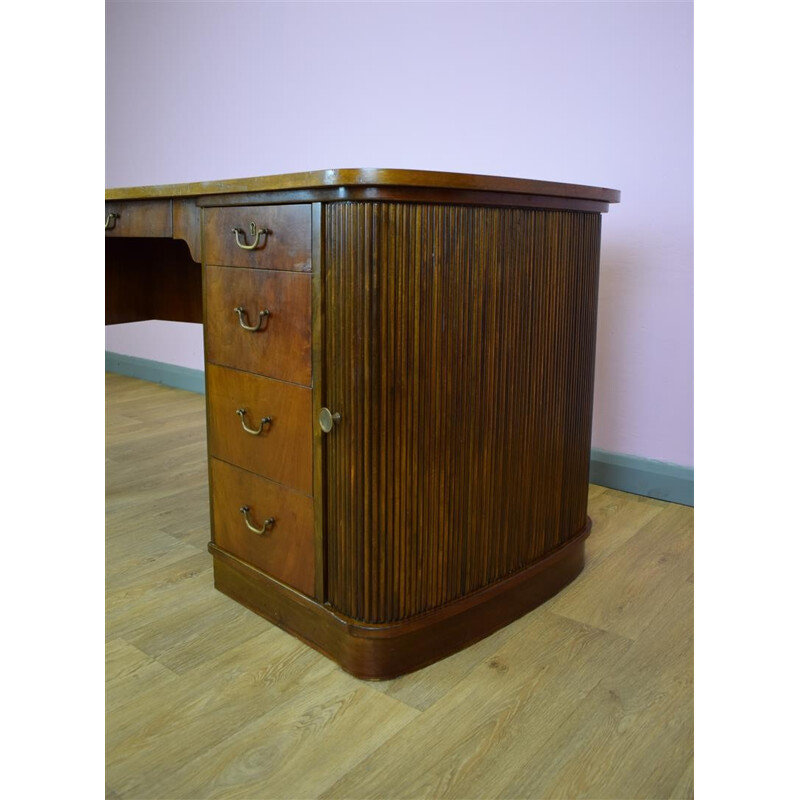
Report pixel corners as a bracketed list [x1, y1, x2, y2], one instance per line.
[105, 168, 620, 679]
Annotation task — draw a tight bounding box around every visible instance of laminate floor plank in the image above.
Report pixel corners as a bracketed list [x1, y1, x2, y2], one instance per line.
[105, 373, 694, 800]
[547, 502, 694, 639]
[105, 550, 209, 601]
[587, 483, 608, 501]
[368, 611, 530, 712]
[320, 611, 633, 800]
[670, 755, 695, 799]
[106, 630, 342, 796]
[130, 583, 276, 675]
[143, 672, 420, 800]
[498, 579, 694, 799]
[582, 487, 669, 566]
[105, 533, 205, 590]
[106, 638, 180, 715]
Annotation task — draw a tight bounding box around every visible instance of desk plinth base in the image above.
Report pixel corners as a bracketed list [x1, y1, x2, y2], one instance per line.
[209, 522, 590, 680]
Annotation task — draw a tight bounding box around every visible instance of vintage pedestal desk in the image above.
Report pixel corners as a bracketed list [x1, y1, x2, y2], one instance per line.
[105, 169, 620, 679]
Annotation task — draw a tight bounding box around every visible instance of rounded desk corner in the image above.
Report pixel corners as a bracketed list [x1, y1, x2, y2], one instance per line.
[210, 519, 591, 680]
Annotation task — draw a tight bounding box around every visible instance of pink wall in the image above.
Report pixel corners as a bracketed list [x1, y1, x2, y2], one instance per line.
[106, 1, 693, 468]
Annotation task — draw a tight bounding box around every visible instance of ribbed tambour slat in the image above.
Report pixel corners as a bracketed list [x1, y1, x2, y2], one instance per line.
[324, 202, 601, 623]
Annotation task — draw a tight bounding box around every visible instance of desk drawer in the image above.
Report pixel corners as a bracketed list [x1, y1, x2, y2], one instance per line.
[206, 364, 312, 495]
[210, 458, 314, 597]
[205, 265, 311, 385]
[204, 205, 311, 271]
[105, 200, 172, 238]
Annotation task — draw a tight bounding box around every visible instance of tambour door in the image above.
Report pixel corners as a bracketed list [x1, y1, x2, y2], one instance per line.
[321, 201, 602, 625]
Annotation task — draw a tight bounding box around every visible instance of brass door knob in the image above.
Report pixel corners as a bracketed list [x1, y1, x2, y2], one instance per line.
[319, 407, 341, 433]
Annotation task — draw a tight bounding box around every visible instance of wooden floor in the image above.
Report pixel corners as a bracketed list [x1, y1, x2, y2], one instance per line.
[106, 373, 694, 800]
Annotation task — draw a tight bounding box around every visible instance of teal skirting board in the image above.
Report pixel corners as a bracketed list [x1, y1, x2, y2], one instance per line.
[589, 448, 693, 507]
[105, 352, 206, 395]
[106, 352, 694, 507]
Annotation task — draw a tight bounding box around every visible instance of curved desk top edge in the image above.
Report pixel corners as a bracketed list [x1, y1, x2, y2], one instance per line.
[105, 168, 621, 204]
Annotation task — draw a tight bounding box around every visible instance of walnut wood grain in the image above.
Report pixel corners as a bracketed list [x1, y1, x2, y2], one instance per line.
[173, 197, 202, 262]
[105, 199, 172, 237]
[206, 364, 312, 496]
[196, 186, 613, 213]
[106, 168, 621, 205]
[105, 238, 202, 324]
[310, 203, 326, 600]
[203, 205, 312, 271]
[209, 520, 589, 680]
[204, 265, 312, 386]
[323, 202, 601, 623]
[209, 458, 315, 598]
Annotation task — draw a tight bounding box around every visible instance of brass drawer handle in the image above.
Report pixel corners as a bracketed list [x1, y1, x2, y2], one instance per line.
[105, 212, 119, 230]
[234, 305, 270, 332]
[235, 408, 272, 436]
[232, 222, 268, 251]
[240, 506, 275, 535]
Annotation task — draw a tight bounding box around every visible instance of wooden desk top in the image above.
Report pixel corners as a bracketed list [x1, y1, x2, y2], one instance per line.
[105, 167, 620, 205]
